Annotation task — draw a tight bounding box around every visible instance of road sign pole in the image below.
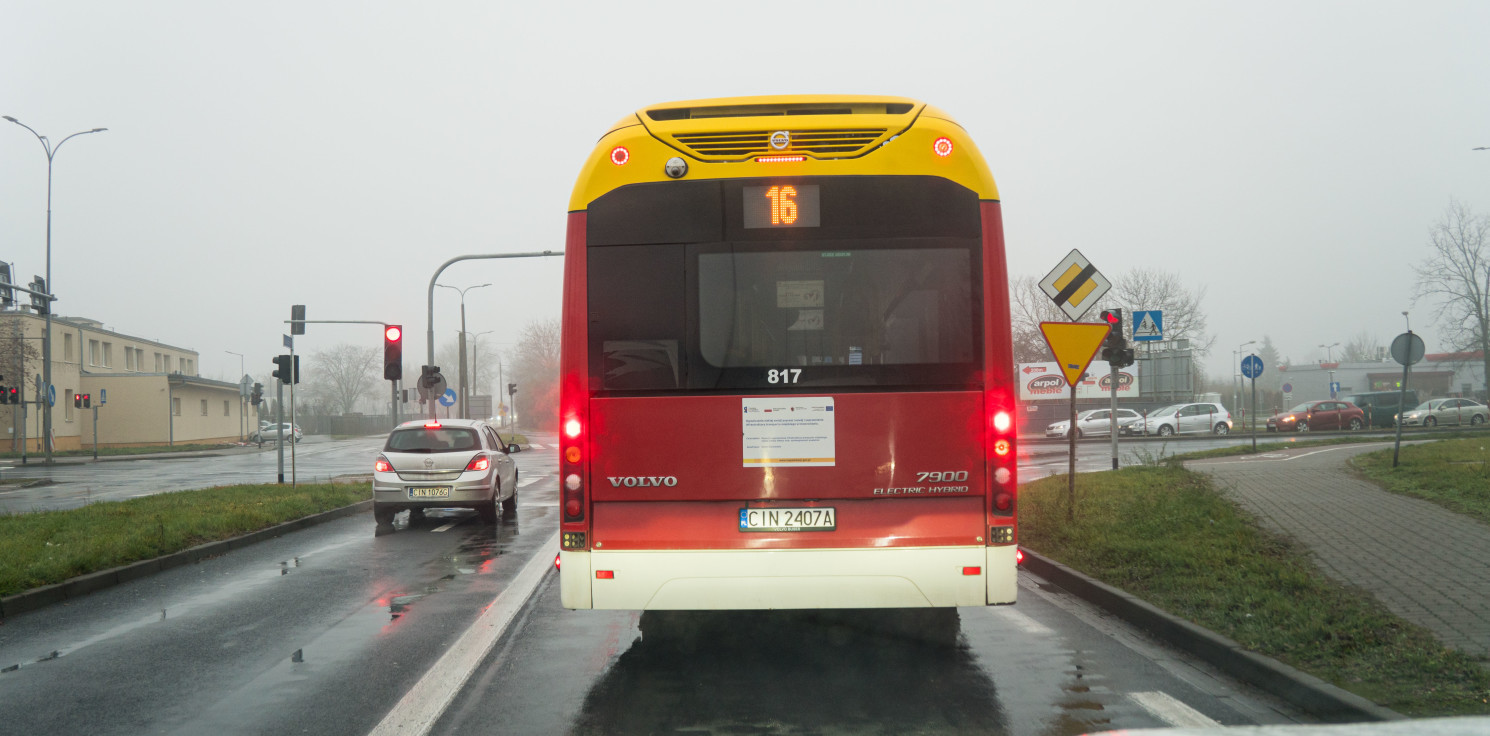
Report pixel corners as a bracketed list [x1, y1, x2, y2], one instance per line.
[276, 379, 285, 484]
[1110, 363, 1119, 470]
[1251, 375, 1257, 453]
[1067, 380, 1077, 521]
[1390, 330, 1425, 468]
[92, 405, 98, 460]
[1393, 358, 1410, 467]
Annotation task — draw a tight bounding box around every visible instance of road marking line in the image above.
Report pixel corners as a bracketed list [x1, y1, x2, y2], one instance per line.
[985, 605, 1054, 636]
[367, 535, 557, 736]
[1129, 691, 1219, 727]
[528, 443, 545, 449]
[518, 475, 544, 488]
[430, 520, 462, 533]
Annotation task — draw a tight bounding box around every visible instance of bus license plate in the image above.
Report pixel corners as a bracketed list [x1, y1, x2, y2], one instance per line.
[409, 486, 451, 498]
[739, 507, 836, 532]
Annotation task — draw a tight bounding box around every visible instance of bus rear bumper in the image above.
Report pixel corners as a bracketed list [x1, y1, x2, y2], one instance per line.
[559, 545, 1017, 610]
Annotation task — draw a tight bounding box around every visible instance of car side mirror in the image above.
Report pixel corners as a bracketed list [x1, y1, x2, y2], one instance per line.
[507, 443, 521, 454]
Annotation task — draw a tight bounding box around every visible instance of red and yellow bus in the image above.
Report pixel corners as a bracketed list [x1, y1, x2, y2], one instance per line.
[557, 96, 1018, 610]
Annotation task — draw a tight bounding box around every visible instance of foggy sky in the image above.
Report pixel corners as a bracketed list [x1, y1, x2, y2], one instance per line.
[3, 1, 1488, 389]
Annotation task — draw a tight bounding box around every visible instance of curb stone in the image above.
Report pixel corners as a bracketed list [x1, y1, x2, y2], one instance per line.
[1020, 548, 1406, 724]
[0, 499, 373, 620]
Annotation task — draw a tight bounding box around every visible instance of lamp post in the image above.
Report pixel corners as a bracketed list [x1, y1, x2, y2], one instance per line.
[466, 330, 495, 416]
[1319, 342, 1340, 363]
[4, 116, 107, 464]
[1234, 340, 1256, 419]
[226, 350, 244, 441]
[436, 282, 491, 419]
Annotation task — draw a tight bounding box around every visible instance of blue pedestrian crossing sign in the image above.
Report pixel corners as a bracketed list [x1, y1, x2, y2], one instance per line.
[1133, 311, 1163, 341]
[1241, 355, 1264, 379]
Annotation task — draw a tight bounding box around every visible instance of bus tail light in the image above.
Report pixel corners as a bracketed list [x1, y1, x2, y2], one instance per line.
[564, 419, 582, 439]
[994, 492, 1013, 512]
[992, 410, 1012, 432]
[610, 146, 629, 166]
[993, 439, 1011, 456]
[933, 137, 954, 157]
[565, 446, 582, 464]
[465, 456, 491, 472]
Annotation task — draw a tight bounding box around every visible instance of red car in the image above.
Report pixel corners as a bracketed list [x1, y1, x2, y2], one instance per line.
[1265, 400, 1366, 432]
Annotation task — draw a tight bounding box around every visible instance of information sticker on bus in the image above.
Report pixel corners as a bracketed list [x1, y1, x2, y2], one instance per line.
[738, 507, 836, 532]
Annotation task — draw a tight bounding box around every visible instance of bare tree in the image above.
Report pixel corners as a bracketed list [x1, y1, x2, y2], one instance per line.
[0, 317, 40, 450]
[1340, 331, 1383, 363]
[304, 343, 379, 415]
[511, 318, 561, 430]
[1413, 199, 1490, 397]
[1009, 275, 1066, 363]
[1107, 267, 1213, 356]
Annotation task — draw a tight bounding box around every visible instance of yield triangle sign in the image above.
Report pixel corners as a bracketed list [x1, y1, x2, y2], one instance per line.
[1039, 322, 1113, 388]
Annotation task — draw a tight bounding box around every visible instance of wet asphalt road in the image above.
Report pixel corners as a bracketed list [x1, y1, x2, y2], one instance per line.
[0, 436, 1311, 735]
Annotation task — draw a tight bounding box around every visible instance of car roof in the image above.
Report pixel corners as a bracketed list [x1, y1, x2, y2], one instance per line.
[393, 418, 487, 430]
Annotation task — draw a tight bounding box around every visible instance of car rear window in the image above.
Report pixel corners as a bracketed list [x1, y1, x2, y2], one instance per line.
[384, 427, 480, 453]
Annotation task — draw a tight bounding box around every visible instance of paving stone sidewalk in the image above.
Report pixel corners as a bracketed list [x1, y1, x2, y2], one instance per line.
[1187, 443, 1490, 659]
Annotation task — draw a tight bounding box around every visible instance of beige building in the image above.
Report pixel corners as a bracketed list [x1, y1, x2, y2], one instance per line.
[1, 311, 257, 451]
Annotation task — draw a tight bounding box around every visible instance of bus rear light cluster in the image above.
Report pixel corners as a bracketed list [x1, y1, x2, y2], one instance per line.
[561, 532, 586, 550]
[564, 419, 582, 439]
[993, 439, 1011, 456]
[994, 492, 1013, 512]
[993, 467, 1012, 485]
[565, 446, 582, 464]
[990, 526, 1015, 545]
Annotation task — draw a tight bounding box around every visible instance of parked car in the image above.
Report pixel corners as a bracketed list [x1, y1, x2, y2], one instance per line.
[1396, 398, 1490, 427]
[373, 418, 521, 526]
[1138, 402, 1233, 436]
[1046, 408, 1144, 438]
[250, 423, 303, 443]
[1265, 400, 1365, 432]
[1343, 390, 1419, 429]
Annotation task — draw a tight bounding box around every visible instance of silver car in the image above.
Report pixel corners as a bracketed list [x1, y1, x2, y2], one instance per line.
[1046, 408, 1144, 438]
[373, 418, 520, 526]
[1396, 398, 1490, 427]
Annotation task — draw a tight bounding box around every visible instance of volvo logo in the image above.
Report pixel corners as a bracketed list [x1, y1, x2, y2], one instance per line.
[608, 476, 679, 487]
[769, 131, 790, 150]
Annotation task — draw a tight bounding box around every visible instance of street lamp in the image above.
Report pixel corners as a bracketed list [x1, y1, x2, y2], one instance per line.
[465, 329, 495, 411]
[1403, 311, 1410, 331]
[226, 350, 245, 441]
[436, 282, 491, 419]
[1319, 342, 1340, 363]
[1234, 340, 1256, 418]
[4, 116, 107, 464]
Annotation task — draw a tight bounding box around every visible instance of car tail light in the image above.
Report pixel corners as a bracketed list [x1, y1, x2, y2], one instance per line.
[424, 421, 441, 429]
[465, 456, 490, 472]
[375, 455, 392, 473]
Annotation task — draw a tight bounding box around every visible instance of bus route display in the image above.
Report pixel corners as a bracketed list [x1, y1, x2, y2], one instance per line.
[743, 184, 820, 228]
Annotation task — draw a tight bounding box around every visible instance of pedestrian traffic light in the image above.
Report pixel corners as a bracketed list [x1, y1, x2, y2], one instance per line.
[384, 325, 403, 381]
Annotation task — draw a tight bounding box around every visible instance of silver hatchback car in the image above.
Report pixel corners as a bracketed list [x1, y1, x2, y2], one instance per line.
[373, 418, 520, 526]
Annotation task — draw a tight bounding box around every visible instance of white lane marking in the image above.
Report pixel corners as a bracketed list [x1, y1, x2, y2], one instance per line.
[367, 535, 558, 736]
[1129, 691, 1220, 728]
[528, 443, 545, 449]
[518, 475, 544, 488]
[1197, 442, 1393, 466]
[430, 521, 462, 533]
[985, 605, 1054, 636]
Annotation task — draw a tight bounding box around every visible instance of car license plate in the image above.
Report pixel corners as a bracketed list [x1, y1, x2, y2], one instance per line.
[739, 507, 836, 532]
[408, 486, 451, 499]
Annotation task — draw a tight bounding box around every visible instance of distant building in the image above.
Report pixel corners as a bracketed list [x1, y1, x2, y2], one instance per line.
[1277, 353, 1487, 404]
[0, 310, 257, 451]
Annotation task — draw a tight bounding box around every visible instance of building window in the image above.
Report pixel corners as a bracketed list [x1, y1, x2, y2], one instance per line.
[155, 353, 162, 372]
[125, 348, 134, 371]
[164, 355, 173, 373]
[137, 348, 146, 371]
[102, 342, 112, 368]
[64, 334, 74, 362]
[88, 340, 99, 366]
[65, 390, 74, 421]
[172, 397, 181, 416]
[224, 400, 231, 416]
[200, 399, 208, 416]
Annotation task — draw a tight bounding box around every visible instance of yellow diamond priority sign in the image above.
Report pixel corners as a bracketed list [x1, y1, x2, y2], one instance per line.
[1040, 322, 1113, 388]
[1039, 249, 1111, 321]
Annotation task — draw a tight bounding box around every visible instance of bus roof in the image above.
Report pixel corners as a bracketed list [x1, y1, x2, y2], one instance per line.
[570, 94, 998, 210]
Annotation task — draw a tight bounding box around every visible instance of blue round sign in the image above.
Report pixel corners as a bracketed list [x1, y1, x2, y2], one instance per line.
[438, 388, 457, 407]
[46, 384, 56, 407]
[1241, 355, 1264, 379]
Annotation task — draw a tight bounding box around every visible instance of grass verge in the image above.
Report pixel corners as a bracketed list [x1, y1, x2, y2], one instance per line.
[1168, 429, 1490, 462]
[1021, 466, 1490, 716]
[0, 482, 370, 598]
[1353, 438, 1490, 526]
[0, 443, 235, 460]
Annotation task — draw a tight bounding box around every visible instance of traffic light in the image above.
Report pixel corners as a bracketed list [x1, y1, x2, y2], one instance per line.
[291, 305, 306, 336]
[82, 394, 90, 409]
[251, 383, 263, 407]
[272, 355, 299, 384]
[0, 384, 8, 404]
[507, 383, 517, 396]
[29, 276, 47, 315]
[74, 393, 82, 409]
[0, 263, 12, 308]
[5, 387, 16, 404]
[383, 325, 403, 381]
[1099, 309, 1131, 366]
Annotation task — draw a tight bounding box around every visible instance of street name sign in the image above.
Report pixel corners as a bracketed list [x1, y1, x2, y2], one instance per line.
[1039, 249, 1111, 321]
[1133, 310, 1163, 341]
[1039, 322, 1113, 387]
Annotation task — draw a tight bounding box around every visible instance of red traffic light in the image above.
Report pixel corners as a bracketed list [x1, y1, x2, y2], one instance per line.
[1100, 309, 1121, 325]
[385, 325, 402, 342]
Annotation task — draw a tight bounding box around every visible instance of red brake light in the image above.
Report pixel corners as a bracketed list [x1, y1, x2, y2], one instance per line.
[992, 411, 1012, 432]
[375, 456, 392, 473]
[465, 456, 490, 472]
[424, 421, 441, 429]
[564, 419, 582, 439]
[755, 155, 806, 163]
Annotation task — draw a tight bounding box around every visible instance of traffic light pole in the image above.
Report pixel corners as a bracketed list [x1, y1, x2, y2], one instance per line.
[276, 378, 285, 484]
[423, 251, 563, 373]
[1110, 363, 1120, 470]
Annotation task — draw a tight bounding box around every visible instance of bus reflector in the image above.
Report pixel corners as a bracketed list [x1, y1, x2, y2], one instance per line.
[933, 137, 953, 157]
[565, 446, 582, 464]
[564, 419, 582, 438]
[595, 570, 614, 579]
[610, 146, 630, 165]
[962, 566, 981, 576]
[994, 492, 1013, 511]
[992, 411, 1012, 432]
[993, 439, 1011, 456]
[755, 155, 806, 163]
[566, 500, 582, 517]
